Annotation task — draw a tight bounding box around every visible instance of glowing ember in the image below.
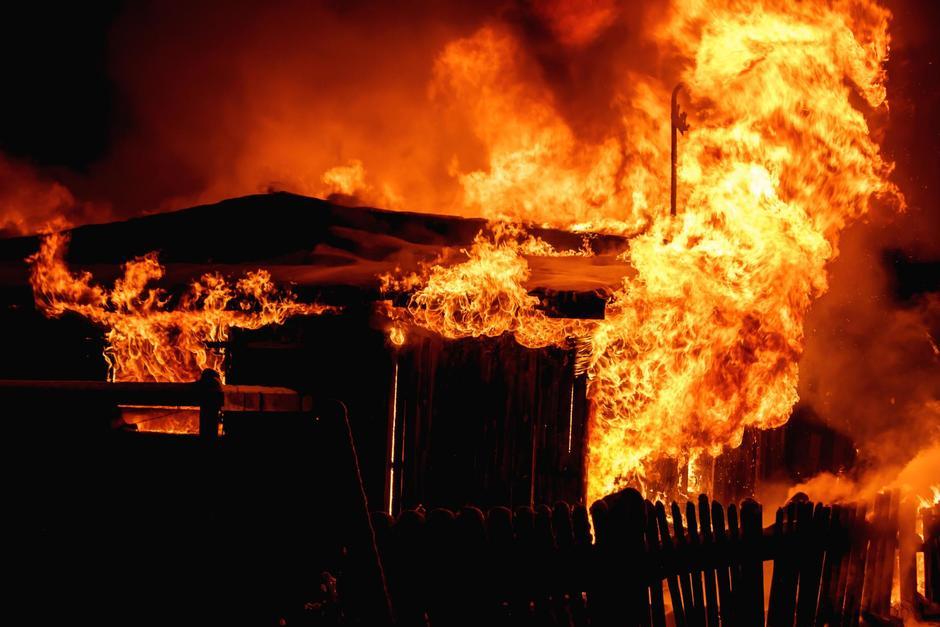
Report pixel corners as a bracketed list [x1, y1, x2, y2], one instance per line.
[28, 232, 335, 383]
[384, 0, 902, 504]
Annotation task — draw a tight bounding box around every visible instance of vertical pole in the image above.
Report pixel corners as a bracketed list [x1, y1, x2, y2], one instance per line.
[671, 83, 688, 217]
[927, 505, 939, 603]
[899, 499, 917, 613]
[385, 353, 400, 517]
[198, 369, 223, 441]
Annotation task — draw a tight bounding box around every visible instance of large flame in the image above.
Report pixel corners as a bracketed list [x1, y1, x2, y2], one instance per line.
[385, 0, 901, 504]
[28, 232, 334, 382]
[21, 0, 907, 504]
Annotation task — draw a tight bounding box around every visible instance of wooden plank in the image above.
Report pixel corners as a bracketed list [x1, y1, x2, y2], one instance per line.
[686, 501, 708, 627]
[589, 499, 613, 627]
[553, 501, 577, 627]
[657, 501, 687, 627]
[674, 501, 704, 627]
[876, 492, 899, 616]
[795, 503, 829, 627]
[833, 505, 854, 624]
[842, 503, 868, 627]
[898, 500, 917, 612]
[768, 507, 789, 626]
[572, 504, 593, 627]
[698, 495, 720, 627]
[817, 504, 843, 626]
[768, 501, 801, 627]
[533, 504, 558, 625]
[862, 494, 887, 616]
[727, 503, 744, 625]
[515, 506, 538, 625]
[711, 501, 735, 627]
[927, 505, 940, 604]
[646, 501, 668, 627]
[740, 499, 765, 627]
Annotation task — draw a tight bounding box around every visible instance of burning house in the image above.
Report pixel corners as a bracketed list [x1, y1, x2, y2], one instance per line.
[2, 0, 939, 625]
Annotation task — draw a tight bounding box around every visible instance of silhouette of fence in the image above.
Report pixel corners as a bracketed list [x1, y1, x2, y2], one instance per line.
[373, 490, 940, 626]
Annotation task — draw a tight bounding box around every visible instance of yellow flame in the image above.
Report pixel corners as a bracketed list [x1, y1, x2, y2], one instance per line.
[28, 232, 335, 383]
[383, 0, 901, 505]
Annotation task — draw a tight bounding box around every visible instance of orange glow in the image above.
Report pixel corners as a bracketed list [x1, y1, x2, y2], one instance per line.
[28, 232, 335, 382]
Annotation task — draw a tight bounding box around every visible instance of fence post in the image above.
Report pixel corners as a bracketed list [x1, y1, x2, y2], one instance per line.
[926, 505, 939, 604]
[198, 369, 223, 441]
[739, 499, 764, 627]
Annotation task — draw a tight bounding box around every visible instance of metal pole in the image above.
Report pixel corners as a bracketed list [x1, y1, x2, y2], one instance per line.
[671, 83, 689, 217]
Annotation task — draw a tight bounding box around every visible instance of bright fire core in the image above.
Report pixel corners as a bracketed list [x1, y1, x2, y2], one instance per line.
[381, 0, 902, 505]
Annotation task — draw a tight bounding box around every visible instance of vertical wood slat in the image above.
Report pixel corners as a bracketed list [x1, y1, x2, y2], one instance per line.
[602, 489, 653, 627]
[876, 492, 899, 616]
[768, 505, 795, 627]
[590, 499, 613, 627]
[698, 495, 720, 627]
[553, 501, 577, 627]
[897, 499, 917, 615]
[657, 502, 688, 627]
[645, 501, 668, 627]
[817, 504, 845, 626]
[768, 499, 804, 626]
[711, 501, 735, 627]
[791, 501, 814, 623]
[795, 503, 829, 627]
[740, 499, 765, 627]
[862, 493, 887, 617]
[686, 502, 708, 627]
[842, 503, 868, 627]
[572, 504, 593, 627]
[674, 501, 704, 627]
[727, 503, 744, 625]
[926, 505, 940, 604]
[833, 505, 855, 624]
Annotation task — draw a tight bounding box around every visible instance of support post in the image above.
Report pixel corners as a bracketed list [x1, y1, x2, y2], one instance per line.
[198, 369, 223, 441]
[671, 83, 689, 217]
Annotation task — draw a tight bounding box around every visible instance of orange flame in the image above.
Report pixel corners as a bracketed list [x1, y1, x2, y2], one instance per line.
[28, 232, 335, 382]
[383, 0, 902, 504]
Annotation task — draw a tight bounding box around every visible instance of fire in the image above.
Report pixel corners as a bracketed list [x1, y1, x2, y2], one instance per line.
[19, 0, 906, 505]
[28, 232, 334, 382]
[383, 0, 901, 504]
[382, 224, 588, 349]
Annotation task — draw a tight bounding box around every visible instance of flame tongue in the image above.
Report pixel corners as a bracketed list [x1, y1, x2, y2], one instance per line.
[28, 232, 334, 383]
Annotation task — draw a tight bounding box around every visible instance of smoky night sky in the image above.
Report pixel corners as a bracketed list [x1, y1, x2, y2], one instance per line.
[0, 1, 937, 209]
[0, 0, 938, 467]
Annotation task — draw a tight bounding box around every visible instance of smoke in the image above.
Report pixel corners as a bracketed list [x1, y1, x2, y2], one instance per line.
[796, 0, 940, 477]
[0, 0, 677, 232]
[0, 154, 110, 236]
[788, 441, 940, 506]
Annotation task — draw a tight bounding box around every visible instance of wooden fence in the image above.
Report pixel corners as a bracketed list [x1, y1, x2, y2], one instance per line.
[372, 490, 940, 626]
